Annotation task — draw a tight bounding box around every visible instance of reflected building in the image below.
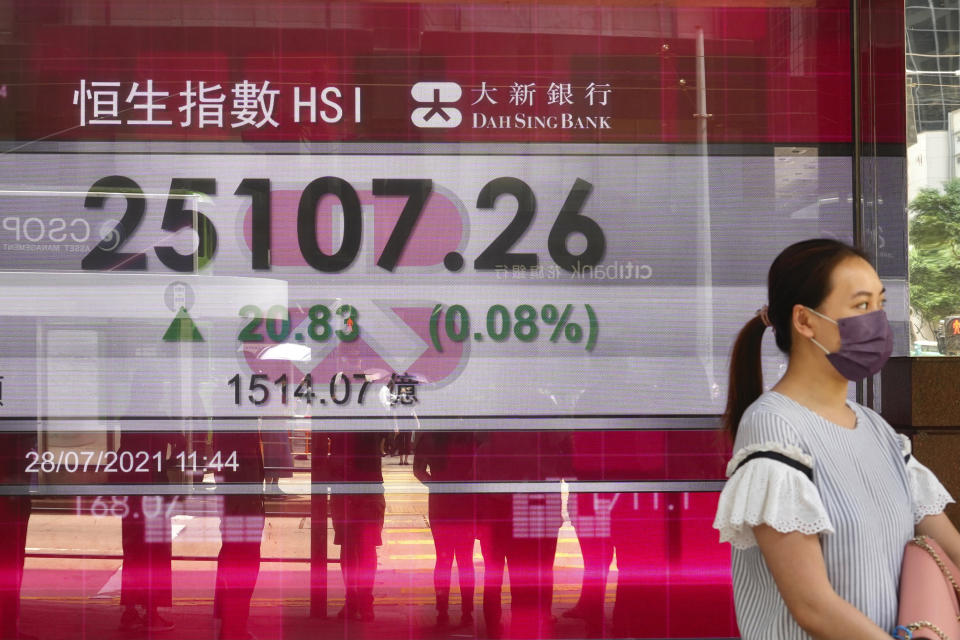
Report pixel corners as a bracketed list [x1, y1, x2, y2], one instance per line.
[907, 0, 960, 199]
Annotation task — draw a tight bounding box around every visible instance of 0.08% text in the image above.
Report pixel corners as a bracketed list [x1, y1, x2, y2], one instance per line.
[429, 303, 599, 352]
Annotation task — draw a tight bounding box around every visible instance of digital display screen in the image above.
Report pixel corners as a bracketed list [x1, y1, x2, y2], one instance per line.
[0, 1, 877, 638]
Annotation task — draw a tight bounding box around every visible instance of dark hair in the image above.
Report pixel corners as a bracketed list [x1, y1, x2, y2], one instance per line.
[722, 239, 869, 438]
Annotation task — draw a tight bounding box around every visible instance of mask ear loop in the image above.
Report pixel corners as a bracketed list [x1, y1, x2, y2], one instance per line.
[803, 306, 837, 355]
[809, 337, 832, 355]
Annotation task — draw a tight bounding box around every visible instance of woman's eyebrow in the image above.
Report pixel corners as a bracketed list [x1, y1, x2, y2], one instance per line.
[851, 287, 885, 298]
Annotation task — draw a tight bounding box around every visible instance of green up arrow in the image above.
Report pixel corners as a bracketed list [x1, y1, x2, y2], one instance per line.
[162, 307, 204, 342]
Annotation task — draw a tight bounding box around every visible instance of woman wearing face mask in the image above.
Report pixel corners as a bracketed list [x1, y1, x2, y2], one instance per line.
[713, 238, 960, 639]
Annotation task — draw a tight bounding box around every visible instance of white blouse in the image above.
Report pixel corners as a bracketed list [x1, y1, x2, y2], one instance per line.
[713, 392, 953, 639]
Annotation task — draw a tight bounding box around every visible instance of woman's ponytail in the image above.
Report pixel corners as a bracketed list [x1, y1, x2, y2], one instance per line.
[722, 314, 768, 439]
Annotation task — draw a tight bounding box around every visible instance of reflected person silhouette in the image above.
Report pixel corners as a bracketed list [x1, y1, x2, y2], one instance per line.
[330, 431, 385, 622]
[477, 431, 570, 639]
[475, 432, 510, 640]
[0, 426, 33, 640]
[115, 378, 183, 634]
[395, 429, 412, 465]
[261, 427, 292, 494]
[413, 431, 477, 627]
[213, 427, 265, 640]
[116, 432, 182, 633]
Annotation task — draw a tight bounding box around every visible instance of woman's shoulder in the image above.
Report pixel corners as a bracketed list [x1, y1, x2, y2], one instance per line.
[743, 390, 801, 417]
[738, 391, 808, 433]
[734, 392, 806, 450]
[850, 400, 888, 426]
[850, 401, 905, 448]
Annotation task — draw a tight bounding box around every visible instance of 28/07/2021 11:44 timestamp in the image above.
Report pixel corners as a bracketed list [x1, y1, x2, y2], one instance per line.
[24, 450, 239, 474]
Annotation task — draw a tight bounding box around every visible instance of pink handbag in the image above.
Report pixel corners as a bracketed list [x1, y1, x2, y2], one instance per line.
[896, 536, 960, 639]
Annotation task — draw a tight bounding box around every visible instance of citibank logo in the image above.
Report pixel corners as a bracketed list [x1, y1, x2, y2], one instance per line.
[410, 82, 462, 128]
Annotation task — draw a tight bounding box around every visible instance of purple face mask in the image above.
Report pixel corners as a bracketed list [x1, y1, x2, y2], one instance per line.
[805, 307, 894, 381]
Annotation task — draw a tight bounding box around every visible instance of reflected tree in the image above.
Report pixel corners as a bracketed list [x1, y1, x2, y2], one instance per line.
[909, 178, 960, 338]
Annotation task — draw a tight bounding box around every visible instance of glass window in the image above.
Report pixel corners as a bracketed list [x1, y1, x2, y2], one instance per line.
[0, 1, 882, 638]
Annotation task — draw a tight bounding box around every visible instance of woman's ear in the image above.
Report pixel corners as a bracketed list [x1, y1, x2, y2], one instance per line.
[792, 304, 816, 339]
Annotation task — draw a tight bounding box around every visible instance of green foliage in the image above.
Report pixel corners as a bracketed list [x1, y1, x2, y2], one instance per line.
[909, 179, 960, 332]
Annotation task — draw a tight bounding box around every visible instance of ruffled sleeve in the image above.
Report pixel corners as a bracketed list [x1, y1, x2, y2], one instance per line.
[899, 434, 955, 524]
[713, 441, 834, 549]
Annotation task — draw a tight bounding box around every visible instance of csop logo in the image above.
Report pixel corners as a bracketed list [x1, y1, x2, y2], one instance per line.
[410, 82, 462, 128]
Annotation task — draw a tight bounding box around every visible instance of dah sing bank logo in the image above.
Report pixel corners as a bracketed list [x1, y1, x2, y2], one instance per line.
[411, 82, 463, 128]
[410, 81, 612, 130]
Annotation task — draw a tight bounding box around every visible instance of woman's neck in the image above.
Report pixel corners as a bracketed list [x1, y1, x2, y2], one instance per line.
[772, 351, 850, 412]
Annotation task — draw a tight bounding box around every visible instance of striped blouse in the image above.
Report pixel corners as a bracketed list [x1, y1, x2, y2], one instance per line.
[713, 391, 954, 639]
